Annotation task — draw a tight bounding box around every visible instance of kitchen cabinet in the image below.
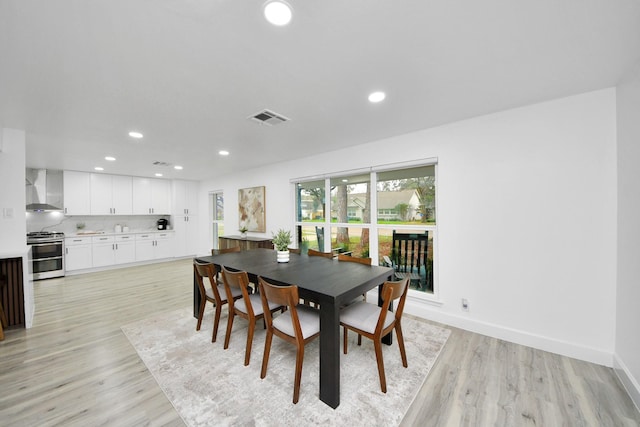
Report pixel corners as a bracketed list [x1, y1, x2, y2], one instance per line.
[172, 180, 199, 215]
[92, 235, 136, 267]
[135, 232, 174, 261]
[132, 178, 171, 215]
[90, 174, 133, 215]
[63, 171, 91, 215]
[65, 237, 93, 271]
[173, 214, 198, 257]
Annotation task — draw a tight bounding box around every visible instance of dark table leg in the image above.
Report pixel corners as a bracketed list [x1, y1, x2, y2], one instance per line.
[193, 268, 200, 318]
[319, 300, 340, 408]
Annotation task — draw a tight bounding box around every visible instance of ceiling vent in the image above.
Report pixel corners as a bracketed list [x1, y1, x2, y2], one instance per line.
[152, 161, 171, 167]
[249, 109, 290, 126]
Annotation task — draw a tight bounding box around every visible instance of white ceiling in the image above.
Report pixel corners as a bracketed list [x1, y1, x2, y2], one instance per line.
[1, 0, 639, 181]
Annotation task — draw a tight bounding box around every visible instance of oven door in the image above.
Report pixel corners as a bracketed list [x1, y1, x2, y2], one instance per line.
[31, 241, 63, 260]
[30, 241, 65, 279]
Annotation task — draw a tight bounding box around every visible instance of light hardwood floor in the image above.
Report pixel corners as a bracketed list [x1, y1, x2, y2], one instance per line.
[0, 259, 638, 426]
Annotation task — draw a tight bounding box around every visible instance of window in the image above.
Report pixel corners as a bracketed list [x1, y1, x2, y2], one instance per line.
[210, 191, 224, 249]
[293, 162, 437, 296]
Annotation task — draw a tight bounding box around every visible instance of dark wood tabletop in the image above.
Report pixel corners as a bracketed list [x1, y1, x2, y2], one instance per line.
[194, 248, 393, 408]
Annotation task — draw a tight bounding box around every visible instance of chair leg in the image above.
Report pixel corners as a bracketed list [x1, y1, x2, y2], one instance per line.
[395, 323, 408, 367]
[244, 319, 256, 366]
[212, 304, 222, 343]
[374, 339, 387, 393]
[293, 344, 304, 404]
[224, 311, 235, 349]
[0, 306, 5, 341]
[196, 299, 206, 331]
[343, 327, 348, 354]
[357, 334, 362, 346]
[260, 330, 273, 379]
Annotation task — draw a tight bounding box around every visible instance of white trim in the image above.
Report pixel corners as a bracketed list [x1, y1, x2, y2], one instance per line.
[371, 157, 438, 172]
[404, 298, 614, 366]
[614, 354, 640, 412]
[290, 158, 437, 184]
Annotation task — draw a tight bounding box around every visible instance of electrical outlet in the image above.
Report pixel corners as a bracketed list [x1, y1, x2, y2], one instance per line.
[461, 298, 469, 311]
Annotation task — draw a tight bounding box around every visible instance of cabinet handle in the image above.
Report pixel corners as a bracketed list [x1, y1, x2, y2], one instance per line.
[66, 248, 68, 254]
[116, 243, 119, 250]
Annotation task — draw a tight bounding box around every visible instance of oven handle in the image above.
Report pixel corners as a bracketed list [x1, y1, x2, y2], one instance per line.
[29, 241, 64, 247]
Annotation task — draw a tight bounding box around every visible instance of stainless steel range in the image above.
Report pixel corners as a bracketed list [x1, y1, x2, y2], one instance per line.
[27, 232, 65, 280]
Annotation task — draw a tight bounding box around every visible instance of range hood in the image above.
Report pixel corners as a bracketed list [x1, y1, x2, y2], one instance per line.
[25, 169, 64, 211]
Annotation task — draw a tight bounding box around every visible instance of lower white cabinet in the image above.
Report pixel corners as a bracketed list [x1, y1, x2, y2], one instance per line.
[92, 235, 136, 267]
[135, 232, 173, 261]
[65, 237, 93, 271]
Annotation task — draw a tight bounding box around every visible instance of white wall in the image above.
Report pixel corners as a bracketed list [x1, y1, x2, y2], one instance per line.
[616, 62, 640, 408]
[199, 89, 618, 366]
[0, 128, 27, 252]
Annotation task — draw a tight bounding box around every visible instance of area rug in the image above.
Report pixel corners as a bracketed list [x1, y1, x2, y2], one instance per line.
[121, 307, 450, 427]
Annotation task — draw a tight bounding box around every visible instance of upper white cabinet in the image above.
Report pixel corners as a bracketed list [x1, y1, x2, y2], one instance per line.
[63, 171, 91, 215]
[90, 174, 133, 215]
[172, 180, 199, 215]
[132, 178, 171, 215]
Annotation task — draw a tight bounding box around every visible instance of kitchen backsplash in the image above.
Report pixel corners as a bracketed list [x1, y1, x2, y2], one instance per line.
[26, 213, 171, 234]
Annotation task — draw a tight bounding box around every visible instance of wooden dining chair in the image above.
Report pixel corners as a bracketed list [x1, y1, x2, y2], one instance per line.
[211, 245, 241, 256]
[337, 254, 372, 302]
[221, 267, 284, 366]
[288, 247, 301, 254]
[307, 248, 333, 259]
[258, 276, 320, 404]
[337, 253, 372, 265]
[339, 276, 410, 393]
[193, 260, 243, 342]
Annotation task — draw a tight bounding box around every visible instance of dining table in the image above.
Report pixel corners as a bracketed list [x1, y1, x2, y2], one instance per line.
[193, 248, 393, 408]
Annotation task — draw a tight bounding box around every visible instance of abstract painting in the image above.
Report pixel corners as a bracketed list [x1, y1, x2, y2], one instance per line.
[238, 186, 266, 232]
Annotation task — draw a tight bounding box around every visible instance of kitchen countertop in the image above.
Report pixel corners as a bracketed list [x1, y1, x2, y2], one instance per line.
[66, 230, 175, 238]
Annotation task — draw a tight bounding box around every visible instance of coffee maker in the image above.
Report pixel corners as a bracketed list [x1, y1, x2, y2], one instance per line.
[157, 218, 168, 230]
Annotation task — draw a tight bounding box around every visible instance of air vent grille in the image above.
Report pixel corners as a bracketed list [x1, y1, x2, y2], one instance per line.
[249, 109, 290, 126]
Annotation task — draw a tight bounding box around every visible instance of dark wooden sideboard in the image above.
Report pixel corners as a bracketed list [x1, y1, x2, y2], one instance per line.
[218, 235, 273, 251]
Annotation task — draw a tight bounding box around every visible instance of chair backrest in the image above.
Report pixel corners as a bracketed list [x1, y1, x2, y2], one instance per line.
[377, 277, 410, 333]
[288, 247, 301, 254]
[337, 254, 372, 265]
[193, 260, 223, 303]
[212, 246, 241, 256]
[308, 248, 333, 259]
[258, 277, 304, 339]
[391, 231, 429, 274]
[220, 266, 253, 314]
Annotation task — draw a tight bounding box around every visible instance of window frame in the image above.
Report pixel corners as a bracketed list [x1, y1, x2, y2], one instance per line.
[292, 159, 438, 301]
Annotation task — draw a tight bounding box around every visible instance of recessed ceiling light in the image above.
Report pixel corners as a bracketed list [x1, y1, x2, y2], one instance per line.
[342, 179, 348, 182]
[174, 165, 183, 170]
[264, 1, 292, 26]
[219, 150, 230, 156]
[128, 131, 143, 139]
[105, 156, 116, 161]
[155, 173, 163, 177]
[94, 167, 104, 171]
[368, 91, 386, 103]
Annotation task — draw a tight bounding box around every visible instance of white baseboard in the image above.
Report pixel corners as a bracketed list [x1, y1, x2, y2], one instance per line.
[403, 297, 614, 367]
[614, 354, 640, 413]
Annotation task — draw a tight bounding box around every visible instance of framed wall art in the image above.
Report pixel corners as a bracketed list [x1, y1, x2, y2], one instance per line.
[238, 186, 266, 232]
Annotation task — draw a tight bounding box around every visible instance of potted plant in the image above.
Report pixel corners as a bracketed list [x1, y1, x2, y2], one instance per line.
[272, 228, 292, 263]
[239, 226, 248, 238]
